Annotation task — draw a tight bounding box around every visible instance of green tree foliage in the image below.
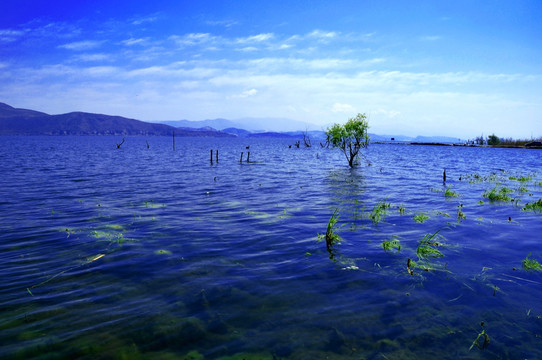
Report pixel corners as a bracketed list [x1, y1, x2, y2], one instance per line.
[325, 113, 370, 167]
[487, 134, 501, 146]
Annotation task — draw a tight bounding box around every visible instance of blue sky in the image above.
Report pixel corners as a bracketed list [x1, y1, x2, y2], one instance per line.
[1, 0, 541, 138]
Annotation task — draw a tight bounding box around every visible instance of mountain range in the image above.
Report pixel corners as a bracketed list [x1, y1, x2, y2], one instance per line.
[0, 102, 233, 137]
[0, 102, 462, 143]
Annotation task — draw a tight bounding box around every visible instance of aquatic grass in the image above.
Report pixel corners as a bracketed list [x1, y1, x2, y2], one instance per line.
[483, 186, 515, 202]
[509, 175, 532, 182]
[154, 249, 172, 255]
[369, 199, 391, 225]
[457, 204, 466, 221]
[522, 253, 542, 271]
[411, 229, 447, 272]
[523, 199, 542, 213]
[444, 185, 459, 197]
[382, 236, 401, 253]
[470, 322, 490, 351]
[318, 208, 343, 252]
[417, 234, 444, 260]
[413, 212, 429, 223]
[26, 252, 106, 295]
[350, 199, 367, 223]
[465, 172, 500, 184]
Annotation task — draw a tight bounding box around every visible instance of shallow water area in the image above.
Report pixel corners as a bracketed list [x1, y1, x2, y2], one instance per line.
[1, 136, 541, 359]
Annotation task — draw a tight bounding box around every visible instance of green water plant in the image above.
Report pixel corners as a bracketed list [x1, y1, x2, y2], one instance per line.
[470, 322, 490, 351]
[318, 208, 343, 251]
[522, 253, 542, 271]
[410, 230, 448, 272]
[444, 185, 459, 197]
[509, 175, 532, 182]
[369, 199, 391, 225]
[417, 231, 445, 260]
[523, 199, 542, 213]
[413, 212, 429, 223]
[382, 236, 401, 253]
[483, 186, 514, 202]
[457, 204, 466, 221]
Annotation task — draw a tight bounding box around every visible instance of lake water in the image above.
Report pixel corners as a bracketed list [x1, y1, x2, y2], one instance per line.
[1, 136, 541, 359]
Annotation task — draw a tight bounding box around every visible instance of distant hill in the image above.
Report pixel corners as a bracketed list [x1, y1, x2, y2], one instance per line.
[222, 127, 252, 137]
[0, 102, 233, 137]
[0, 102, 465, 143]
[162, 118, 237, 130]
[247, 132, 297, 138]
[161, 117, 315, 132]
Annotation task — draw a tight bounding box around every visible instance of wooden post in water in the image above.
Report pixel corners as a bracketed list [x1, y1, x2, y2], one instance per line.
[116, 138, 125, 149]
[216, 149, 219, 163]
[210, 149, 213, 164]
[240, 152, 243, 162]
[172, 131, 175, 150]
[247, 152, 250, 163]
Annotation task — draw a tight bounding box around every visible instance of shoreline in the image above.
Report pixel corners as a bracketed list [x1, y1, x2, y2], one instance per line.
[372, 141, 542, 149]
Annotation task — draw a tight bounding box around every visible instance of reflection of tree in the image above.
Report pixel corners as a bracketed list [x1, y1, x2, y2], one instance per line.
[325, 168, 367, 204]
[320, 169, 368, 266]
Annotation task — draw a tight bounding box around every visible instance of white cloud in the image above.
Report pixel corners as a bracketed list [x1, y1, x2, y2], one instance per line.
[420, 35, 441, 41]
[372, 109, 401, 118]
[205, 19, 239, 28]
[0, 29, 26, 42]
[332, 103, 355, 113]
[236, 33, 274, 43]
[308, 30, 338, 40]
[169, 33, 216, 46]
[131, 14, 160, 25]
[121, 38, 149, 46]
[74, 53, 110, 62]
[238, 89, 258, 97]
[59, 40, 103, 51]
[237, 47, 259, 52]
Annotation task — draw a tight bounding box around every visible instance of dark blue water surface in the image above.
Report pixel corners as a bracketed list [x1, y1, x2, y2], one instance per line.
[1, 136, 541, 359]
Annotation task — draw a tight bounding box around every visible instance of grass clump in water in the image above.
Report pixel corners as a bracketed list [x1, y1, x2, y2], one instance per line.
[410, 229, 447, 272]
[509, 175, 532, 182]
[318, 208, 343, 253]
[523, 199, 542, 213]
[413, 212, 429, 223]
[382, 236, 401, 253]
[522, 253, 542, 272]
[444, 185, 459, 197]
[457, 204, 466, 221]
[417, 231, 445, 260]
[369, 199, 391, 225]
[483, 186, 515, 202]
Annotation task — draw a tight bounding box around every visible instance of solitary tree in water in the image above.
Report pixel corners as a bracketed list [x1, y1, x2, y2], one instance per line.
[326, 113, 370, 167]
